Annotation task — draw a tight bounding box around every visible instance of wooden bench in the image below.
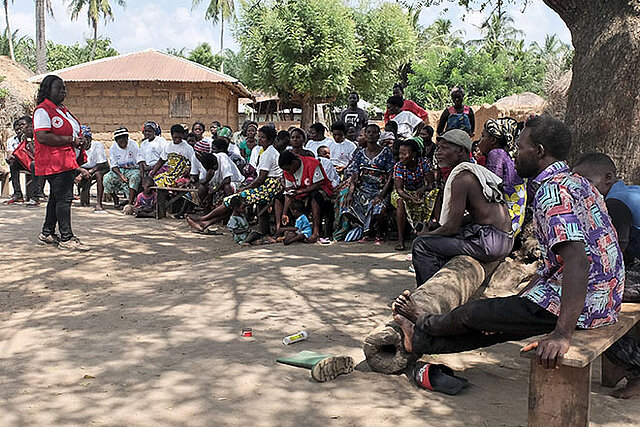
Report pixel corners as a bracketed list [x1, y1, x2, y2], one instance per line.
[152, 186, 199, 219]
[520, 303, 640, 426]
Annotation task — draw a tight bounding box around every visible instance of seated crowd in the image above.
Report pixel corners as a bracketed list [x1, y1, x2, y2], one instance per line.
[4, 85, 640, 396]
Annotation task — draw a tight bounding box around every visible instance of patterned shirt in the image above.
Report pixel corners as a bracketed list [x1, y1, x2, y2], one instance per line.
[393, 157, 432, 191]
[521, 161, 625, 329]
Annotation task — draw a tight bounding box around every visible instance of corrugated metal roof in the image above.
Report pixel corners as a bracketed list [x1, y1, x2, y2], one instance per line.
[28, 49, 251, 97]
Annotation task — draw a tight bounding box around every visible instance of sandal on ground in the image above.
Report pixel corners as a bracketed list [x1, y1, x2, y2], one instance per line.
[395, 242, 406, 251]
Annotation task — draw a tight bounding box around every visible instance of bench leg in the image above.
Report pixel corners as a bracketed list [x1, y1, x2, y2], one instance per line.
[527, 359, 590, 427]
[601, 353, 627, 387]
[156, 190, 167, 219]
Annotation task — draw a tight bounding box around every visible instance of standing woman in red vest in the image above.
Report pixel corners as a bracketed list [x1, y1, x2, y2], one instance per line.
[33, 75, 90, 251]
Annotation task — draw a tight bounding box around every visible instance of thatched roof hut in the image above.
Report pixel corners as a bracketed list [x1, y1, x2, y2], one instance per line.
[0, 56, 37, 152]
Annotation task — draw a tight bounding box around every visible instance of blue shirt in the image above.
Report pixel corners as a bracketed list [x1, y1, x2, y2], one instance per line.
[607, 180, 640, 231]
[295, 214, 313, 238]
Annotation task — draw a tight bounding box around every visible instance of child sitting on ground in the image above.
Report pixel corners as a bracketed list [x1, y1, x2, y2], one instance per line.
[226, 195, 271, 245]
[275, 200, 313, 245]
[131, 176, 157, 218]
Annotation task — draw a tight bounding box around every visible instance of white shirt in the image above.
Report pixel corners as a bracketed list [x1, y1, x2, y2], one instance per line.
[319, 157, 340, 188]
[161, 140, 196, 161]
[6, 135, 20, 153]
[81, 140, 108, 169]
[305, 137, 334, 158]
[249, 145, 262, 168]
[228, 141, 242, 156]
[33, 106, 80, 137]
[257, 145, 282, 178]
[138, 136, 168, 167]
[109, 139, 140, 169]
[392, 111, 423, 139]
[328, 139, 357, 168]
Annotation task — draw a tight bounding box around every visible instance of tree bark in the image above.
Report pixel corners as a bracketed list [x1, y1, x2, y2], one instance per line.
[4, 0, 15, 61]
[542, 0, 640, 183]
[35, 0, 46, 73]
[90, 21, 97, 61]
[300, 96, 314, 130]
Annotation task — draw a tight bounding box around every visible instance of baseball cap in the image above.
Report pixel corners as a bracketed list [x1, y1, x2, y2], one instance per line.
[436, 129, 472, 152]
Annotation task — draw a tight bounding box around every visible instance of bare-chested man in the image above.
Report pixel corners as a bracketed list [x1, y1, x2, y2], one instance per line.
[411, 129, 513, 287]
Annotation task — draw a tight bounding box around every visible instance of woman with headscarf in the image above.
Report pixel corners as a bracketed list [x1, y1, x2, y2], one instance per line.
[238, 122, 258, 162]
[33, 75, 90, 251]
[477, 117, 526, 235]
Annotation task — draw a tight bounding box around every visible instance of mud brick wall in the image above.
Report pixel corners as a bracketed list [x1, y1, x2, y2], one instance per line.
[64, 81, 240, 136]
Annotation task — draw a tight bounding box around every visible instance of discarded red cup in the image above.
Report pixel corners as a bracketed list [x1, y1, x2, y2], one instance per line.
[242, 327, 253, 337]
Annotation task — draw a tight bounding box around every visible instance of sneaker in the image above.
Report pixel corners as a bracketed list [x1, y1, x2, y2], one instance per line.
[311, 356, 355, 382]
[25, 200, 41, 207]
[38, 233, 59, 246]
[58, 237, 91, 252]
[4, 197, 24, 205]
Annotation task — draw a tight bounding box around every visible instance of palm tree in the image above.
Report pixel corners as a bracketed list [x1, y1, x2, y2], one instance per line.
[423, 18, 465, 51]
[3, 0, 14, 61]
[67, 0, 125, 61]
[191, 0, 235, 71]
[531, 34, 570, 65]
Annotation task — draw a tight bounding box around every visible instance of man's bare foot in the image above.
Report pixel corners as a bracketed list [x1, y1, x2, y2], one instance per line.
[393, 313, 415, 354]
[392, 290, 423, 324]
[612, 377, 640, 399]
[185, 216, 205, 232]
[307, 233, 319, 244]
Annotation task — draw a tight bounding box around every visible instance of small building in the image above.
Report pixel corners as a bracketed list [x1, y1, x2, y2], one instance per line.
[28, 49, 251, 139]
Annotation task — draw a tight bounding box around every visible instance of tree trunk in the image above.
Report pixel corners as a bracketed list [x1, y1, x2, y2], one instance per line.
[4, 0, 14, 61]
[220, 16, 224, 73]
[542, 1, 640, 183]
[35, 0, 46, 73]
[90, 21, 97, 61]
[300, 97, 314, 130]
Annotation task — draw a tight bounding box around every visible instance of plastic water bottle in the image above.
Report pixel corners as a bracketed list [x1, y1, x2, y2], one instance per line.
[282, 331, 308, 345]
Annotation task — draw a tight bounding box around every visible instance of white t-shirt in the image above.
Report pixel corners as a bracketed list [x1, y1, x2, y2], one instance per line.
[257, 145, 282, 178]
[161, 140, 195, 161]
[81, 140, 108, 169]
[319, 157, 340, 188]
[6, 135, 20, 153]
[328, 139, 357, 168]
[392, 111, 423, 139]
[249, 145, 262, 168]
[33, 106, 80, 137]
[138, 136, 168, 167]
[228, 142, 242, 156]
[192, 152, 243, 185]
[305, 137, 334, 158]
[109, 139, 140, 169]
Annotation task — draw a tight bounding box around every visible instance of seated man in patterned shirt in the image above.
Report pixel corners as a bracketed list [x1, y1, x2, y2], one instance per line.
[392, 115, 625, 370]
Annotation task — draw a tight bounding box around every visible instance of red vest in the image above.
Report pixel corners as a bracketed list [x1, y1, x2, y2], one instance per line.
[34, 98, 81, 176]
[283, 155, 333, 198]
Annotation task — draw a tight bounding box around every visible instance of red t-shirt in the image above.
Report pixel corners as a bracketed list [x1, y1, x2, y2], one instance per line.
[33, 98, 81, 176]
[384, 99, 429, 123]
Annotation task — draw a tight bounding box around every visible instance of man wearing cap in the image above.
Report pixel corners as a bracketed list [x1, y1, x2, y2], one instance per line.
[103, 127, 141, 208]
[411, 128, 514, 287]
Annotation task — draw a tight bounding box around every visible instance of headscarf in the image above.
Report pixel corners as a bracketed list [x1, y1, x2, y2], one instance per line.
[80, 125, 92, 138]
[378, 131, 395, 143]
[218, 126, 233, 138]
[143, 121, 162, 136]
[484, 117, 518, 151]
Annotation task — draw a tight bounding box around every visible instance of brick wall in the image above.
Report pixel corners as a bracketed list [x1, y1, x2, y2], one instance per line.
[65, 81, 240, 136]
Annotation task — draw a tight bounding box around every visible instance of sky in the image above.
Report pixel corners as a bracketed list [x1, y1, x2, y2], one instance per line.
[8, 0, 571, 55]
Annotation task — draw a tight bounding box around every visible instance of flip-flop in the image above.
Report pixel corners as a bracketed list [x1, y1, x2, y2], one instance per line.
[411, 363, 469, 395]
[395, 243, 405, 251]
[311, 356, 355, 382]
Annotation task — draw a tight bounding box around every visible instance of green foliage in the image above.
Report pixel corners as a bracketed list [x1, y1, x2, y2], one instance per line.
[188, 42, 223, 70]
[236, 0, 362, 103]
[3, 35, 118, 72]
[0, 75, 6, 100]
[351, 2, 417, 105]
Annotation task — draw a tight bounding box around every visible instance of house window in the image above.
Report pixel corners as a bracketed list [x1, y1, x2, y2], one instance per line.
[169, 91, 191, 118]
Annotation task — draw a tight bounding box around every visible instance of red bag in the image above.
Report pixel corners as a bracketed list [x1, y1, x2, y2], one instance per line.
[12, 139, 34, 170]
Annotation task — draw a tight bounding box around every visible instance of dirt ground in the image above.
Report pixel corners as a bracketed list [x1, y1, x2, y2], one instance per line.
[1, 201, 638, 426]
